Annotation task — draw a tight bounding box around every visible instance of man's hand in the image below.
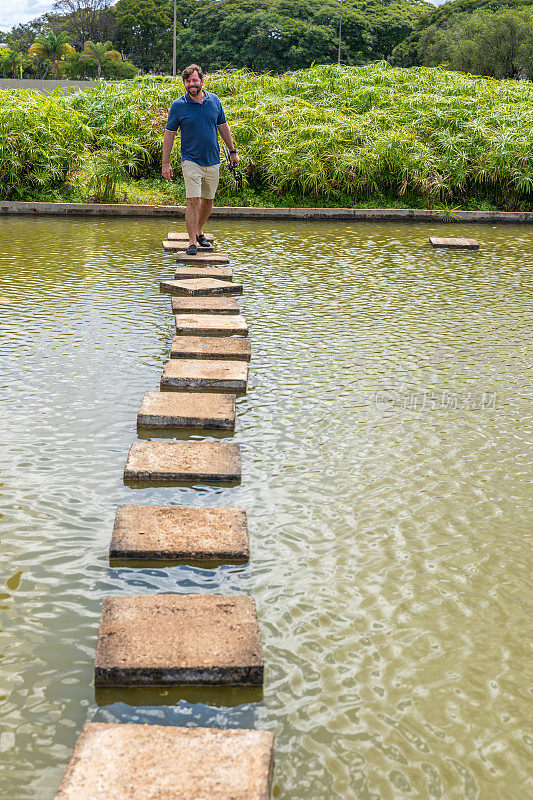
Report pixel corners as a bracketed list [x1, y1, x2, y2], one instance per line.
[162, 163, 173, 181]
[229, 153, 240, 167]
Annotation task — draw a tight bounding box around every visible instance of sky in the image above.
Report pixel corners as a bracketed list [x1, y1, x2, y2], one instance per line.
[0, 0, 444, 34]
[0, 0, 57, 33]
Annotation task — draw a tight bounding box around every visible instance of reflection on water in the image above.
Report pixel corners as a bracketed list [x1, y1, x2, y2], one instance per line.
[0, 215, 531, 799]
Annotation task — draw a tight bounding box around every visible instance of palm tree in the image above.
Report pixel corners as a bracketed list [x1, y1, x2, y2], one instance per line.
[81, 41, 121, 79]
[28, 31, 75, 79]
[1, 49, 26, 79]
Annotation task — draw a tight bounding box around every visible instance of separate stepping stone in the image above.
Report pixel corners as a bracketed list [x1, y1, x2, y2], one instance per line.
[163, 240, 213, 252]
[94, 594, 264, 686]
[54, 723, 274, 800]
[171, 296, 240, 314]
[171, 335, 252, 362]
[161, 359, 248, 392]
[124, 441, 241, 484]
[175, 314, 248, 336]
[109, 505, 249, 561]
[176, 252, 230, 265]
[137, 391, 236, 429]
[168, 231, 214, 242]
[174, 266, 233, 281]
[429, 237, 479, 249]
[161, 278, 242, 296]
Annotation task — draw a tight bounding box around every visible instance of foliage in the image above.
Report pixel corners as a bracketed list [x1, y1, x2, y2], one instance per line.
[28, 31, 75, 78]
[0, 89, 89, 198]
[111, 0, 198, 73]
[79, 136, 149, 201]
[2, 64, 533, 208]
[66, 64, 533, 208]
[52, 0, 114, 48]
[174, 0, 430, 72]
[413, 8, 533, 78]
[0, 49, 28, 79]
[81, 40, 122, 78]
[391, 0, 533, 68]
[57, 46, 136, 79]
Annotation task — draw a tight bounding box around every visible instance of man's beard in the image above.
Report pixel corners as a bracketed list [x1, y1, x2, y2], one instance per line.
[188, 86, 201, 95]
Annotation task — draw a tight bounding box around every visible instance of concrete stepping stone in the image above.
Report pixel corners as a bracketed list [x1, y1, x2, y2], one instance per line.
[94, 593, 264, 686]
[161, 278, 242, 296]
[109, 505, 249, 561]
[175, 314, 248, 336]
[161, 359, 248, 392]
[137, 391, 236, 429]
[171, 296, 240, 314]
[168, 231, 214, 242]
[124, 441, 241, 484]
[163, 239, 213, 252]
[174, 266, 233, 281]
[429, 237, 479, 249]
[176, 252, 230, 265]
[54, 722, 274, 800]
[171, 335, 252, 362]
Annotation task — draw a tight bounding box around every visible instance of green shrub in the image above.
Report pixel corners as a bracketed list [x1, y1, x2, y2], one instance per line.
[2, 64, 533, 207]
[0, 89, 90, 199]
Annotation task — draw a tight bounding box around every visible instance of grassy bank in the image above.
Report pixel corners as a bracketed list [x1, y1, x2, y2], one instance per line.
[2, 63, 533, 210]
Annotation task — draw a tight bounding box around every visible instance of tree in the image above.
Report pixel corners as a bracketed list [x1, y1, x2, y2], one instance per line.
[391, 0, 533, 67]
[81, 40, 122, 77]
[63, 50, 96, 78]
[52, 0, 114, 48]
[112, 0, 183, 72]
[0, 49, 27, 79]
[175, 0, 430, 73]
[400, 6, 533, 78]
[28, 31, 75, 78]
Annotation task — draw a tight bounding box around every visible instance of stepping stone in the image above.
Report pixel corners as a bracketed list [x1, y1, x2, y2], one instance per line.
[137, 391, 236, 429]
[174, 266, 233, 281]
[163, 240, 213, 252]
[54, 722, 274, 800]
[161, 278, 242, 296]
[124, 441, 241, 484]
[109, 505, 249, 561]
[168, 231, 214, 242]
[94, 593, 264, 686]
[175, 314, 248, 336]
[171, 296, 240, 314]
[429, 237, 479, 249]
[171, 335, 252, 362]
[176, 252, 230, 265]
[161, 359, 248, 392]
[173, 312, 248, 337]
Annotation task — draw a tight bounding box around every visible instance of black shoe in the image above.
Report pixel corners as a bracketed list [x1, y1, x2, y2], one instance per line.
[185, 244, 197, 255]
[196, 234, 212, 249]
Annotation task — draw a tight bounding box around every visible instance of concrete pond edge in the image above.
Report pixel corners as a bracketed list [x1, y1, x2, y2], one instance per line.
[2, 200, 533, 223]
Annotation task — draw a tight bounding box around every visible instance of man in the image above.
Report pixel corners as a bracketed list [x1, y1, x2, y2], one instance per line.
[162, 64, 239, 255]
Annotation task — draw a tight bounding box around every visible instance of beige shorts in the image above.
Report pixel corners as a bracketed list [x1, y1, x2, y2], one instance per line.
[182, 160, 220, 199]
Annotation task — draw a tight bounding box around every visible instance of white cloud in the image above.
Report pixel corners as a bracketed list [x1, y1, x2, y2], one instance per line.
[0, 0, 57, 33]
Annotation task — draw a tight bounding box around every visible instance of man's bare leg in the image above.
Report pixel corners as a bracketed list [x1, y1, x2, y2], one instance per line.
[185, 197, 200, 246]
[197, 198, 214, 235]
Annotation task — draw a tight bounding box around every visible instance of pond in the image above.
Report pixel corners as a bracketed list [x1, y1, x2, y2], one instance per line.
[0, 215, 531, 799]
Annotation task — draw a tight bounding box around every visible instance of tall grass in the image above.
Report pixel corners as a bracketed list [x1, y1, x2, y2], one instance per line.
[0, 90, 90, 199]
[2, 63, 533, 206]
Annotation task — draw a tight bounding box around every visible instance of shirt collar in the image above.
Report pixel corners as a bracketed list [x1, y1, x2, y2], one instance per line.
[184, 90, 209, 104]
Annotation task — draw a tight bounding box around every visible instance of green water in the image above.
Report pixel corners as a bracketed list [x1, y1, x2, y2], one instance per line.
[0, 215, 531, 799]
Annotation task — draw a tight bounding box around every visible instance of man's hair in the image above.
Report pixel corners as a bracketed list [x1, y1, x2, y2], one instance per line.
[182, 64, 203, 82]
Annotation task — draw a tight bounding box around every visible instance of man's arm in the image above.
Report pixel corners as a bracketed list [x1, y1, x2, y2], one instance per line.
[217, 122, 239, 165]
[162, 129, 177, 180]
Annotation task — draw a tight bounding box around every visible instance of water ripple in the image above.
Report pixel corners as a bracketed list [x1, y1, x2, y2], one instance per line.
[0, 216, 531, 799]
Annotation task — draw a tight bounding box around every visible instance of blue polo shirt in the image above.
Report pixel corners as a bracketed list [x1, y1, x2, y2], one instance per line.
[165, 91, 227, 166]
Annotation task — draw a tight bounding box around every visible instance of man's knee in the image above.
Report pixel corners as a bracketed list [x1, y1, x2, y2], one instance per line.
[187, 196, 200, 207]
